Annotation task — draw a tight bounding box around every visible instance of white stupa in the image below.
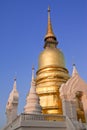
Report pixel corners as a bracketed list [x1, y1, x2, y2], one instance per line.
[24, 67, 42, 114]
[6, 78, 19, 124]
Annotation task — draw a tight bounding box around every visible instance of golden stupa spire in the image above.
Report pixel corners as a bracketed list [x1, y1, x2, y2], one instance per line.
[44, 7, 56, 41]
[44, 7, 58, 48]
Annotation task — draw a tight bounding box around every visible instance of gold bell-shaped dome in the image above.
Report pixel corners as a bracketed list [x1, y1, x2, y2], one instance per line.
[38, 47, 65, 70]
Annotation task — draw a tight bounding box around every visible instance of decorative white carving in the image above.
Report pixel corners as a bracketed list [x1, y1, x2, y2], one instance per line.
[60, 65, 87, 100]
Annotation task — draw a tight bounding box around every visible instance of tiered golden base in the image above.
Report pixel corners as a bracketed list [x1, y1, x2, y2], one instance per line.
[36, 65, 69, 114]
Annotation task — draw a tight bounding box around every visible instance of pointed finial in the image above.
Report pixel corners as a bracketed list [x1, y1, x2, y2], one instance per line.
[48, 6, 51, 18]
[72, 64, 78, 76]
[14, 77, 16, 81]
[73, 63, 75, 67]
[44, 7, 58, 48]
[32, 65, 34, 70]
[14, 72, 17, 81]
[13, 76, 17, 90]
[44, 7, 57, 45]
[48, 6, 50, 12]
[32, 65, 35, 81]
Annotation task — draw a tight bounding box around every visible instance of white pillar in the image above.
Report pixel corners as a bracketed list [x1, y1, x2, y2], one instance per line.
[62, 98, 71, 118]
[12, 102, 18, 120]
[62, 96, 77, 121]
[82, 94, 87, 122]
[70, 100, 77, 120]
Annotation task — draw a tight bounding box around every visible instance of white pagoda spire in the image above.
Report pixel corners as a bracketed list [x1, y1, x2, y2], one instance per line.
[24, 66, 42, 114]
[6, 78, 19, 124]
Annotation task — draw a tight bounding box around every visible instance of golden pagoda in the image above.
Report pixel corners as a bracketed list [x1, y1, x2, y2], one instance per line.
[36, 7, 69, 115]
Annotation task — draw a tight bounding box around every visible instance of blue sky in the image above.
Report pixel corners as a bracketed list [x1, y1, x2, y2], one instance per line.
[0, 0, 87, 128]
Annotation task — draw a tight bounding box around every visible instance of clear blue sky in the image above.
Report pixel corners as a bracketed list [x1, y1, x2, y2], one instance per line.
[0, 0, 87, 128]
